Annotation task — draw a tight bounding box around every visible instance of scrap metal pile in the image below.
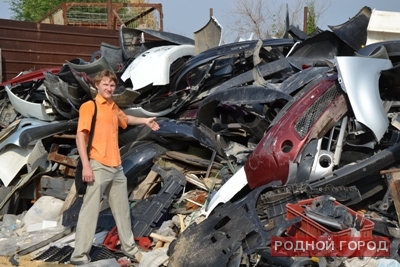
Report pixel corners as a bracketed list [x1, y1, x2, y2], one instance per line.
[1, 5, 400, 267]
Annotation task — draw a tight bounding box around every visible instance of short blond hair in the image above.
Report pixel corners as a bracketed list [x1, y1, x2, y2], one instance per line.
[93, 70, 118, 86]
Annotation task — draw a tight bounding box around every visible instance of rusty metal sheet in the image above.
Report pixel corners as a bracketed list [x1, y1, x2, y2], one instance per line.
[0, 18, 119, 82]
[48, 143, 77, 177]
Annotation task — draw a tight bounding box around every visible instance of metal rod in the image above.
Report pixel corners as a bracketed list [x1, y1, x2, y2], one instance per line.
[206, 150, 217, 178]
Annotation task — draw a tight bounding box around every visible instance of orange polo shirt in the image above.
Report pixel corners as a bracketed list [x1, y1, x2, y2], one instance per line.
[77, 94, 128, 167]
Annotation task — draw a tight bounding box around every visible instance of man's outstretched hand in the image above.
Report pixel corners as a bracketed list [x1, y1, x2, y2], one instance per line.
[145, 117, 160, 131]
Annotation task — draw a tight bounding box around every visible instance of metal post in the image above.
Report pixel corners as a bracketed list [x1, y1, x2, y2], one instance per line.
[107, 0, 113, 29]
[303, 6, 308, 32]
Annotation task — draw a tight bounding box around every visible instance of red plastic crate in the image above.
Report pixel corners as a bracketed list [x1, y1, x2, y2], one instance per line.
[285, 197, 374, 239]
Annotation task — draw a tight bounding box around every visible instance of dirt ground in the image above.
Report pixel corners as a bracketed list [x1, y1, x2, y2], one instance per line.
[0, 255, 73, 267]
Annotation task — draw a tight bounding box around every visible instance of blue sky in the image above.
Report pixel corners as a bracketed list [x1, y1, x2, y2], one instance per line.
[1, 0, 399, 43]
[154, 0, 400, 42]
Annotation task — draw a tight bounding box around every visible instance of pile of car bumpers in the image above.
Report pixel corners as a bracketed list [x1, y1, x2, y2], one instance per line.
[2, 6, 400, 267]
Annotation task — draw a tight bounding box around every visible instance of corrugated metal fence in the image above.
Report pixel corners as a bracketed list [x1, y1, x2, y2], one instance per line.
[0, 18, 119, 82]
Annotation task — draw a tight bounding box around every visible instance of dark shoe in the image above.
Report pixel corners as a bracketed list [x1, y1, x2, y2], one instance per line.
[70, 255, 91, 265]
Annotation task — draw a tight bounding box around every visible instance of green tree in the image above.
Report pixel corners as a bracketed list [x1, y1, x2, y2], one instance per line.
[9, 0, 128, 22]
[10, 0, 62, 21]
[306, 0, 317, 34]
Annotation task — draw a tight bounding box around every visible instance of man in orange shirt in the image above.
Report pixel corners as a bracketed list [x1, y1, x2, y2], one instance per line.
[70, 70, 159, 265]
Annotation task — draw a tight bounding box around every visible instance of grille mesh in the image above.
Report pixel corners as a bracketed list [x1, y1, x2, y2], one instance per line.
[295, 85, 341, 138]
